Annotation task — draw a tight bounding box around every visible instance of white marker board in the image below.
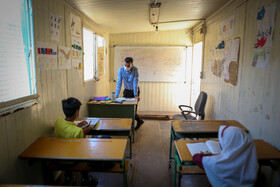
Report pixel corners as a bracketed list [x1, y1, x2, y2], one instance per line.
[114, 46, 187, 82]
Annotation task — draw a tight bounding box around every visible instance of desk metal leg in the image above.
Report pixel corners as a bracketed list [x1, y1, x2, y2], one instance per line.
[173, 148, 182, 187]
[123, 159, 127, 187]
[132, 121, 135, 143]
[173, 149, 178, 187]
[169, 125, 174, 168]
[130, 133, 132, 165]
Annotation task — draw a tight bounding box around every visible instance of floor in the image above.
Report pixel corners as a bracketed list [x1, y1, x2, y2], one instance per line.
[70, 120, 211, 187]
[68, 119, 280, 187]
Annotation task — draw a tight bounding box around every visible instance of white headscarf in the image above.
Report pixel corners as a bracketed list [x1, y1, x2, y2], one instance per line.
[202, 126, 259, 187]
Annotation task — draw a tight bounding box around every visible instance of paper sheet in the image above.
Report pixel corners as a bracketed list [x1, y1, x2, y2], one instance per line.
[70, 13, 81, 37]
[252, 3, 276, 68]
[58, 46, 71, 69]
[50, 13, 61, 42]
[71, 36, 82, 59]
[72, 59, 82, 78]
[218, 16, 235, 40]
[36, 41, 57, 70]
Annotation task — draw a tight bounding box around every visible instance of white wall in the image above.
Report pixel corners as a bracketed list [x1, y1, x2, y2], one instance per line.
[0, 0, 110, 183]
[201, 0, 280, 150]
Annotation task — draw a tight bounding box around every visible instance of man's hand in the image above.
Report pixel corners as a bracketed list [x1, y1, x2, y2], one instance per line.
[77, 120, 88, 128]
[135, 96, 140, 101]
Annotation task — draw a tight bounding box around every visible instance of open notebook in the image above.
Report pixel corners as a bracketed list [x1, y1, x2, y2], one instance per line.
[74, 118, 100, 130]
[186, 140, 221, 156]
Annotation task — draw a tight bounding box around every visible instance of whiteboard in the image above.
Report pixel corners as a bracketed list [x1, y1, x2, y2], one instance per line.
[114, 46, 187, 82]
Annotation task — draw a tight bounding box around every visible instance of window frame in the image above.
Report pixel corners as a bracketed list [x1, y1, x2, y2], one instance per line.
[83, 27, 97, 83]
[0, 0, 38, 116]
[96, 35, 106, 78]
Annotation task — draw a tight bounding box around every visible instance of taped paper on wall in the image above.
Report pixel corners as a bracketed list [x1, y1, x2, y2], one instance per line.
[58, 46, 71, 69]
[36, 41, 57, 70]
[50, 13, 61, 42]
[70, 13, 81, 37]
[71, 36, 82, 58]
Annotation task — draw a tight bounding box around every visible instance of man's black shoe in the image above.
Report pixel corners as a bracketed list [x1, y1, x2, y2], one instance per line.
[135, 120, 144, 130]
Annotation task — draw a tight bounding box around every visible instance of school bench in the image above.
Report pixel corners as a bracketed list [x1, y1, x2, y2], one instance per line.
[169, 120, 248, 167]
[88, 100, 137, 143]
[173, 139, 280, 187]
[19, 137, 128, 187]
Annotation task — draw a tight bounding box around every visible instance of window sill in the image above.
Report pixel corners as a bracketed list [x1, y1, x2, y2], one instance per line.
[0, 94, 39, 116]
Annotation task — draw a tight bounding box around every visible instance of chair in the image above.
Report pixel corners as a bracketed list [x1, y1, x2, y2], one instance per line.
[173, 91, 207, 120]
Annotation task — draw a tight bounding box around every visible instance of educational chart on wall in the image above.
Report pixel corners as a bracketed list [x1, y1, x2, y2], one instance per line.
[58, 46, 71, 69]
[211, 41, 225, 77]
[70, 13, 81, 37]
[50, 13, 62, 42]
[224, 38, 240, 85]
[36, 41, 57, 70]
[224, 38, 239, 80]
[252, 3, 277, 68]
[218, 16, 235, 41]
[72, 59, 82, 78]
[114, 46, 187, 82]
[70, 13, 82, 78]
[71, 36, 82, 58]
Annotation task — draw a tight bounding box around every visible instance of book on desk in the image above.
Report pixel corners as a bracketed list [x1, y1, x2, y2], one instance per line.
[74, 118, 101, 130]
[186, 140, 221, 156]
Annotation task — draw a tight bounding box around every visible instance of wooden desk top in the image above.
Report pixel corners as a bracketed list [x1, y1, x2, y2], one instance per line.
[88, 100, 137, 106]
[174, 139, 280, 163]
[172, 120, 248, 134]
[77, 118, 132, 131]
[19, 137, 127, 161]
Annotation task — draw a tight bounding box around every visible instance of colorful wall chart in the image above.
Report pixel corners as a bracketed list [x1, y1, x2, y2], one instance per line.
[252, 3, 277, 68]
[71, 36, 82, 58]
[36, 41, 57, 70]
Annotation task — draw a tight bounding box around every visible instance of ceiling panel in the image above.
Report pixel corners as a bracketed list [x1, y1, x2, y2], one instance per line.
[65, 0, 230, 34]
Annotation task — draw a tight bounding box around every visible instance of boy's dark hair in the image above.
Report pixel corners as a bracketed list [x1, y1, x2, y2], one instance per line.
[62, 97, 82, 117]
[124, 57, 133, 63]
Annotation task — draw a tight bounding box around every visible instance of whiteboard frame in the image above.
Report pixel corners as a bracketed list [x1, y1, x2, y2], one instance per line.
[113, 45, 188, 83]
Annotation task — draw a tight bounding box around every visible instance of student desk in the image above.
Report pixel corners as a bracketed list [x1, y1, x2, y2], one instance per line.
[19, 137, 128, 187]
[77, 117, 133, 161]
[169, 120, 248, 167]
[173, 139, 280, 187]
[88, 100, 137, 143]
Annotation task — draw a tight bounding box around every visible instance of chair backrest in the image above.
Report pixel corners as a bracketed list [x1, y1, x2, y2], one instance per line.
[194, 91, 208, 120]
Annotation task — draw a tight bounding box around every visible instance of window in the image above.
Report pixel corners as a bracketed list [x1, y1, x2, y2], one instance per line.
[0, 0, 37, 105]
[83, 28, 96, 82]
[96, 36, 106, 77]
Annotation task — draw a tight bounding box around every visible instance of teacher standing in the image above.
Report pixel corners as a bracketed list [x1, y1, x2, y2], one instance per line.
[115, 57, 144, 130]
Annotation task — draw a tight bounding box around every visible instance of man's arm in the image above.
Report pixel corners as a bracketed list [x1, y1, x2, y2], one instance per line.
[115, 67, 123, 98]
[133, 67, 139, 97]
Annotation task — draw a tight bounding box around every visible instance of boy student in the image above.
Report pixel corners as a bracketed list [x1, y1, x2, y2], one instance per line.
[115, 57, 144, 130]
[192, 126, 259, 186]
[55, 97, 97, 186]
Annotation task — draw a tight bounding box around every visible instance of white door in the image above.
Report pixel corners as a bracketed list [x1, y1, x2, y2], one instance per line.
[191, 42, 203, 107]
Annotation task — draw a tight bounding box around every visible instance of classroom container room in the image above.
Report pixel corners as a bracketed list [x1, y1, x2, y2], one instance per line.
[0, 0, 280, 186]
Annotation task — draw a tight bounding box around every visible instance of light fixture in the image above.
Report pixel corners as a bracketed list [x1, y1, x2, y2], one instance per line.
[149, 2, 161, 25]
[155, 25, 158, 34]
